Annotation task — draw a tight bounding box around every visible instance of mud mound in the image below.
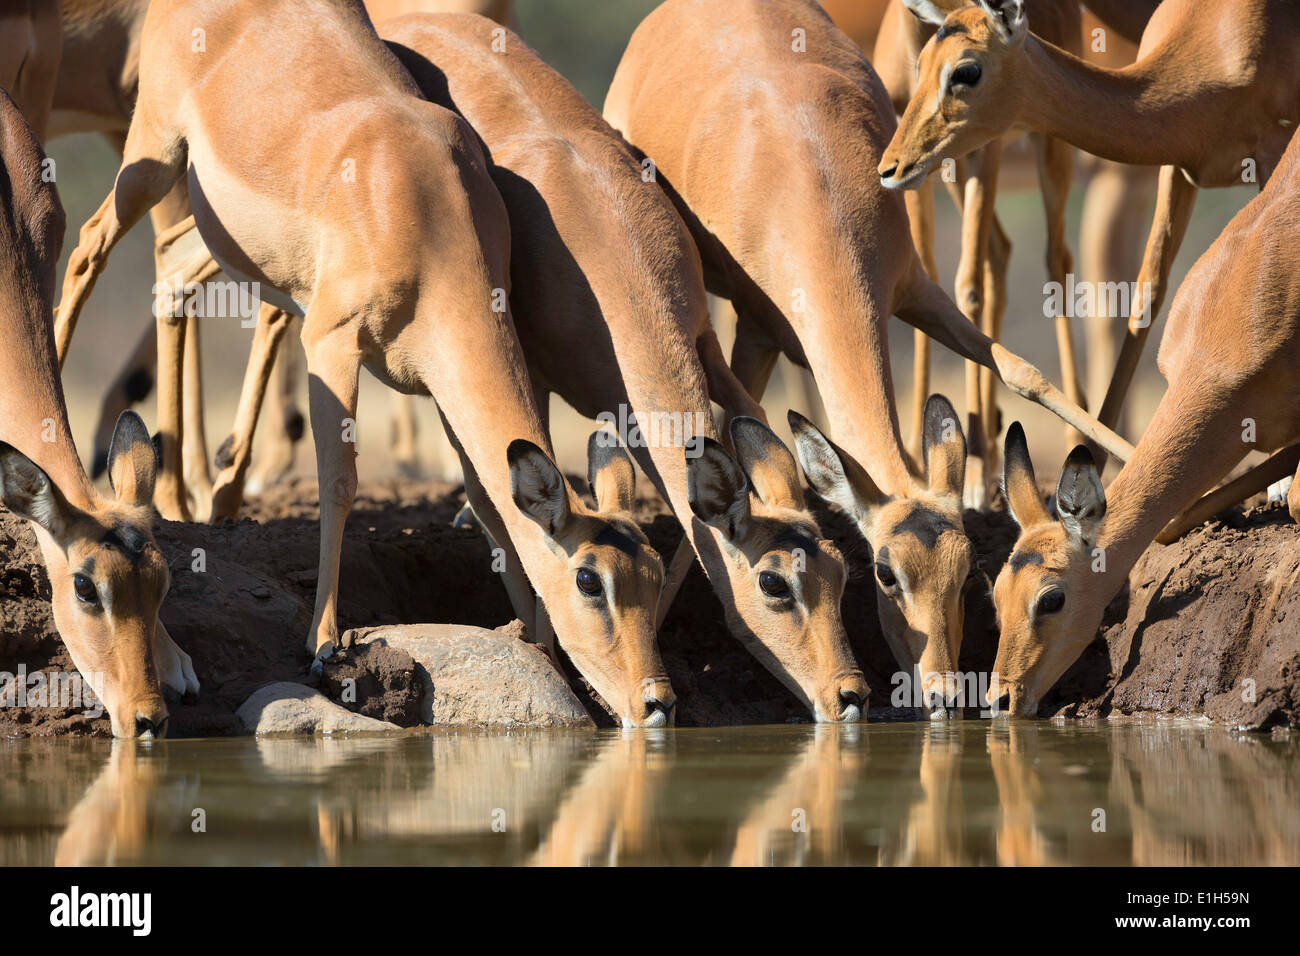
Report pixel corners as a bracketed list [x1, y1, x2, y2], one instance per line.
[1, 483, 1297, 735]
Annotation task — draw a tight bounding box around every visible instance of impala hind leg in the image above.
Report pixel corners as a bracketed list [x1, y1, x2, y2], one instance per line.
[1095, 165, 1197, 466]
[55, 143, 187, 367]
[210, 303, 295, 520]
[1035, 134, 1086, 449]
[303, 327, 361, 667]
[150, 218, 221, 521]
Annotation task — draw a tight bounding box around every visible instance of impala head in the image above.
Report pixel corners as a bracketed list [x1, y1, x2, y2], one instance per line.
[686, 418, 866, 723]
[509, 432, 672, 727]
[879, 0, 1028, 190]
[790, 397, 977, 715]
[991, 423, 1108, 716]
[0, 412, 169, 739]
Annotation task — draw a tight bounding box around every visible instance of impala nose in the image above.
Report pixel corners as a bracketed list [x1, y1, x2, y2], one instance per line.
[879, 161, 898, 180]
[134, 712, 168, 739]
[836, 673, 869, 721]
[642, 680, 676, 727]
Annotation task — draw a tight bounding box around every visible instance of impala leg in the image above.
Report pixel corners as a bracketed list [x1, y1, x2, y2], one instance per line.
[303, 328, 361, 666]
[90, 319, 157, 479]
[150, 218, 221, 522]
[390, 393, 422, 479]
[1078, 160, 1159, 438]
[210, 302, 295, 520]
[978, 216, 1011, 499]
[1034, 134, 1086, 448]
[182, 313, 213, 521]
[153, 310, 190, 522]
[247, 318, 304, 494]
[903, 180, 938, 465]
[1094, 165, 1198, 464]
[54, 142, 186, 368]
[1157, 443, 1300, 544]
[728, 312, 780, 423]
[955, 143, 1000, 510]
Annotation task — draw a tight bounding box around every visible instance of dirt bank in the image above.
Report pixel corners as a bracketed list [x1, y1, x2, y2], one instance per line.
[1, 479, 1296, 736]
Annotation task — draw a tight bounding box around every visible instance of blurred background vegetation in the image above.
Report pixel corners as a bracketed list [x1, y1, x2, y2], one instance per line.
[46, 0, 1251, 494]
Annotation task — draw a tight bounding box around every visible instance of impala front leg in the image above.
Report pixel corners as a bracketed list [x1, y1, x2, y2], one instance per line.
[956, 143, 999, 509]
[1035, 134, 1086, 448]
[903, 179, 938, 464]
[303, 328, 361, 668]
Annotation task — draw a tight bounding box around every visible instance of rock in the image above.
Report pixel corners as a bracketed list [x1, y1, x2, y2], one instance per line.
[345, 620, 594, 728]
[236, 682, 403, 735]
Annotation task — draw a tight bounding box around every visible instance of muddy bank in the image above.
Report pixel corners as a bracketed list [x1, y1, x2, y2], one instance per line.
[1, 479, 1296, 736]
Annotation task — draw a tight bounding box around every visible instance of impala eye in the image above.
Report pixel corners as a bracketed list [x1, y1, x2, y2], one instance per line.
[73, 573, 99, 605]
[759, 571, 790, 599]
[576, 567, 603, 597]
[876, 563, 898, 589]
[1036, 588, 1066, 616]
[950, 62, 982, 89]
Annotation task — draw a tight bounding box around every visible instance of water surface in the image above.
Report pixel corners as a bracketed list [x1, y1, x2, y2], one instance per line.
[2, 721, 1296, 865]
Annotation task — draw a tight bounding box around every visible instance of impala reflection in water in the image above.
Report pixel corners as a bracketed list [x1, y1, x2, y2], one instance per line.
[1, 723, 1297, 866]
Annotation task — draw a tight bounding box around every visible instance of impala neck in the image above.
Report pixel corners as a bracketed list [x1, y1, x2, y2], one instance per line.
[1019, 34, 1203, 169]
[1094, 381, 1242, 593]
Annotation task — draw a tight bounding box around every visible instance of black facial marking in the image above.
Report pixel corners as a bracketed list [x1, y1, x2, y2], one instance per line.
[775, 532, 819, 557]
[1008, 550, 1044, 573]
[103, 524, 148, 561]
[936, 22, 969, 41]
[891, 509, 955, 548]
[595, 523, 642, 558]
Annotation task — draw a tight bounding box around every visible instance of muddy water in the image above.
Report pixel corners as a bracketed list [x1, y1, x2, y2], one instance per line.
[2, 721, 1297, 866]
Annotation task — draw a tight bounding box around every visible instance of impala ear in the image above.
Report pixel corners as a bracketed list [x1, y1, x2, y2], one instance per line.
[901, 0, 951, 26]
[0, 442, 77, 541]
[685, 436, 751, 541]
[508, 439, 573, 535]
[1055, 445, 1106, 543]
[922, 394, 966, 500]
[729, 416, 804, 510]
[787, 410, 887, 521]
[978, 0, 1027, 44]
[1002, 422, 1049, 529]
[586, 431, 636, 514]
[107, 411, 158, 509]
